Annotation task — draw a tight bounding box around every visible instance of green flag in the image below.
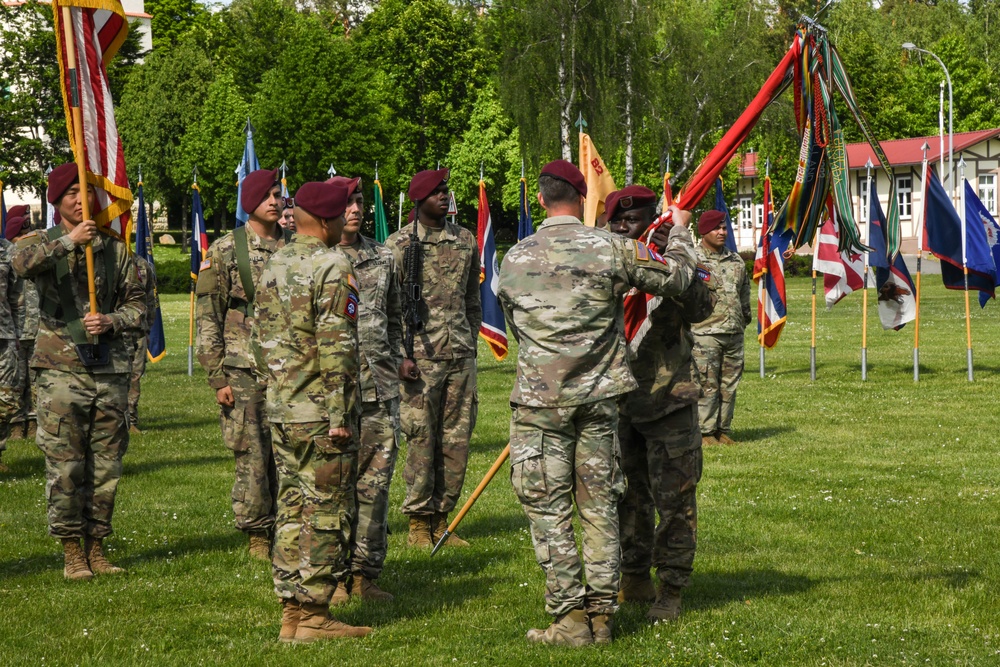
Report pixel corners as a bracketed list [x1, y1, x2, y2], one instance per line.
[374, 180, 389, 243]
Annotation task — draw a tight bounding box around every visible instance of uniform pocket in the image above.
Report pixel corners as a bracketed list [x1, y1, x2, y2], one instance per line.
[509, 429, 547, 504]
[221, 404, 249, 452]
[305, 512, 346, 565]
[611, 431, 628, 502]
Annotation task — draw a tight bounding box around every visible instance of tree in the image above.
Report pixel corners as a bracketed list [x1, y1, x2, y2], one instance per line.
[143, 0, 210, 49]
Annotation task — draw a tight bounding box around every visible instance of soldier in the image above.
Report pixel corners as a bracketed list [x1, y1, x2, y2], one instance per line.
[0, 219, 21, 472]
[11, 162, 145, 580]
[329, 176, 403, 602]
[196, 168, 288, 559]
[252, 180, 372, 642]
[9, 216, 40, 444]
[606, 186, 716, 623]
[280, 196, 296, 233]
[127, 254, 158, 435]
[386, 169, 482, 548]
[691, 210, 751, 446]
[498, 161, 697, 647]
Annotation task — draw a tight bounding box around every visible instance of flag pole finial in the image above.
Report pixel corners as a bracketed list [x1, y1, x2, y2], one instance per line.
[193, 165, 198, 185]
[864, 157, 874, 170]
[574, 112, 587, 132]
[375, 161, 379, 181]
[138, 164, 143, 184]
[480, 162, 484, 183]
[521, 159, 525, 179]
[765, 157, 770, 178]
[328, 163, 336, 177]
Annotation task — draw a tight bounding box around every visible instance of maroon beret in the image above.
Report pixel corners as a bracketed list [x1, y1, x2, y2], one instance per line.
[698, 209, 727, 235]
[326, 176, 361, 199]
[605, 185, 657, 221]
[295, 182, 349, 220]
[408, 169, 449, 202]
[540, 160, 587, 198]
[240, 168, 279, 215]
[47, 163, 80, 204]
[7, 204, 29, 219]
[4, 215, 25, 241]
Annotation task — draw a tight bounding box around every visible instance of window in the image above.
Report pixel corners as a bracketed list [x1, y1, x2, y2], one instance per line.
[755, 204, 765, 229]
[739, 197, 753, 229]
[858, 174, 870, 222]
[896, 175, 912, 219]
[980, 175, 997, 216]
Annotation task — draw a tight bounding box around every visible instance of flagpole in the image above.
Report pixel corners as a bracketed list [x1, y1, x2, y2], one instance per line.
[188, 166, 197, 377]
[914, 143, 929, 382]
[398, 192, 403, 231]
[759, 160, 769, 379]
[959, 158, 973, 381]
[60, 6, 99, 321]
[862, 159, 873, 381]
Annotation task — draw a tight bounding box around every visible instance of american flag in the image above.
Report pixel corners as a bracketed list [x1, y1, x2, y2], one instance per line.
[53, 0, 132, 236]
[815, 198, 864, 309]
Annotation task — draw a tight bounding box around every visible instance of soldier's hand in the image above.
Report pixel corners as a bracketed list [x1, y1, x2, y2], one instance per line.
[667, 205, 692, 229]
[399, 359, 421, 382]
[216, 386, 235, 408]
[68, 220, 99, 246]
[648, 227, 672, 253]
[83, 312, 113, 335]
[328, 426, 352, 445]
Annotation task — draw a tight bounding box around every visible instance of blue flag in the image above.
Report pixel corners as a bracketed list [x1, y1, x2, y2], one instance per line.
[477, 181, 508, 360]
[517, 177, 533, 241]
[868, 185, 916, 329]
[923, 171, 997, 305]
[234, 120, 260, 228]
[1, 181, 6, 238]
[964, 180, 1000, 307]
[714, 178, 738, 253]
[135, 181, 166, 362]
[191, 183, 209, 281]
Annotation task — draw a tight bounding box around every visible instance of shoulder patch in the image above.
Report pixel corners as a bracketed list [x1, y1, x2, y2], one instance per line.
[647, 246, 666, 264]
[15, 231, 40, 247]
[634, 239, 650, 261]
[200, 258, 212, 272]
[347, 273, 359, 292]
[343, 289, 359, 320]
[696, 264, 712, 282]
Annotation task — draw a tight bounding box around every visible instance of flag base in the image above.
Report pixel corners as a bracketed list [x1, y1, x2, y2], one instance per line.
[913, 348, 919, 383]
[75, 343, 110, 368]
[967, 349, 974, 382]
[810, 347, 816, 382]
[861, 349, 867, 382]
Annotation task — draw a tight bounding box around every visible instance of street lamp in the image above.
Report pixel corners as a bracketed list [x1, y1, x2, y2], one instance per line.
[903, 42, 953, 193]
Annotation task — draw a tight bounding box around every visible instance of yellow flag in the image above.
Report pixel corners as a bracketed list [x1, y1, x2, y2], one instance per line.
[579, 132, 617, 227]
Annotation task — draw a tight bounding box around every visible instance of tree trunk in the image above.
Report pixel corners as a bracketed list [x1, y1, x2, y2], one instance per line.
[558, 30, 572, 161]
[624, 54, 634, 186]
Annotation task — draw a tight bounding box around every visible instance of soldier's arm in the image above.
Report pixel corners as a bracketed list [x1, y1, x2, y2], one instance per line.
[674, 273, 717, 325]
[11, 232, 74, 278]
[316, 259, 360, 431]
[195, 245, 231, 390]
[385, 254, 404, 372]
[465, 240, 483, 342]
[739, 264, 753, 328]
[106, 247, 146, 336]
[0, 245, 14, 329]
[620, 224, 697, 299]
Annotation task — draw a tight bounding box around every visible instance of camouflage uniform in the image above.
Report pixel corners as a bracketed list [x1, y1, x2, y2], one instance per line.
[196, 224, 287, 533]
[618, 276, 715, 591]
[13, 256, 39, 438]
[0, 239, 20, 445]
[386, 220, 481, 518]
[498, 215, 697, 618]
[11, 228, 145, 539]
[691, 245, 751, 437]
[337, 236, 403, 579]
[127, 255, 159, 427]
[251, 234, 361, 606]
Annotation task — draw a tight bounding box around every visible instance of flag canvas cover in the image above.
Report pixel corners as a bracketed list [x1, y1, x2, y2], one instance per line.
[476, 181, 508, 360]
[867, 185, 916, 329]
[52, 0, 132, 236]
[517, 177, 533, 241]
[135, 182, 166, 361]
[234, 123, 260, 228]
[753, 177, 788, 349]
[373, 180, 389, 244]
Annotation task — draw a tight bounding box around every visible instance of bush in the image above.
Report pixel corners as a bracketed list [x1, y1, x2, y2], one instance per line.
[154, 257, 192, 294]
[740, 250, 812, 278]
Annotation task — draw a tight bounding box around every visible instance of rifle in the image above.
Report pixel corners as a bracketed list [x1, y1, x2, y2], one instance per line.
[402, 208, 424, 359]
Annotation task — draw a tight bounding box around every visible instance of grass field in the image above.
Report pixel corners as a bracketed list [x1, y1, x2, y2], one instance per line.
[2, 278, 999, 666]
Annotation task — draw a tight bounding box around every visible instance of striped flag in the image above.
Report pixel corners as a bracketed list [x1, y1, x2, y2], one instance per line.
[190, 183, 209, 280]
[52, 0, 132, 236]
[476, 180, 508, 360]
[815, 198, 864, 308]
[234, 120, 259, 228]
[135, 179, 166, 362]
[517, 176, 533, 240]
[753, 176, 789, 348]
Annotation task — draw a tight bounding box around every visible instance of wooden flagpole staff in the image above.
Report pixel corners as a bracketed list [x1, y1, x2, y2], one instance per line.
[431, 445, 510, 556]
[60, 6, 99, 318]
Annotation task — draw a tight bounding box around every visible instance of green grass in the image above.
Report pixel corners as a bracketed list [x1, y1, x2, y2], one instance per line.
[2, 278, 999, 666]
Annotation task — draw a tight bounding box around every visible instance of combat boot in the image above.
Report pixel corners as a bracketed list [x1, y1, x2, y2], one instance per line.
[433, 513, 469, 547]
[278, 599, 301, 643]
[293, 603, 372, 642]
[248, 530, 271, 561]
[701, 435, 719, 447]
[85, 537, 125, 575]
[62, 538, 94, 581]
[716, 433, 737, 445]
[330, 577, 352, 607]
[359, 576, 394, 602]
[589, 613, 614, 645]
[647, 585, 683, 622]
[407, 515, 433, 548]
[525, 609, 593, 647]
[618, 573, 656, 602]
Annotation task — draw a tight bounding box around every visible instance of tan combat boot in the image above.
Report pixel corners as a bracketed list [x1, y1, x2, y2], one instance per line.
[278, 599, 301, 643]
[62, 538, 94, 581]
[618, 573, 656, 602]
[293, 603, 372, 642]
[85, 537, 125, 575]
[590, 613, 614, 645]
[647, 585, 683, 622]
[330, 577, 353, 607]
[248, 531, 271, 561]
[716, 433, 737, 445]
[525, 609, 593, 647]
[407, 515, 433, 548]
[701, 435, 719, 447]
[433, 513, 469, 547]
[358, 576, 394, 602]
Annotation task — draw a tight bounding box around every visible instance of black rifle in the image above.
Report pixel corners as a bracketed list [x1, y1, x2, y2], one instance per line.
[402, 209, 424, 360]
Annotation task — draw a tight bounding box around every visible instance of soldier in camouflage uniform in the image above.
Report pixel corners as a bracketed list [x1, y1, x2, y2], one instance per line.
[606, 186, 716, 623]
[329, 176, 403, 603]
[691, 210, 751, 446]
[11, 163, 145, 580]
[252, 181, 371, 643]
[127, 254, 158, 434]
[0, 232, 20, 472]
[196, 168, 287, 559]
[386, 168, 482, 548]
[498, 161, 697, 647]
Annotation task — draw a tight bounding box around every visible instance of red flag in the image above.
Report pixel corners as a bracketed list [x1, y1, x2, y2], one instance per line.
[815, 199, 864, 308]
[53, 0, 132, 237]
